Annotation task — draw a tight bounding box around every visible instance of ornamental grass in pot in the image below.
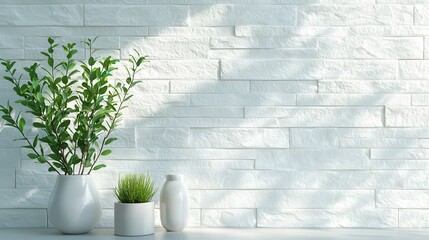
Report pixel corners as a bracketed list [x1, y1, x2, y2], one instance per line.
[114, 173, 157, 236]
[0, 37, 146, 234]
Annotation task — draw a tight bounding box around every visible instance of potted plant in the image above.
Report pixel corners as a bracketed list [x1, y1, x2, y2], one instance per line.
[0, 37, 146, 234]
[114, 173, 157, 236]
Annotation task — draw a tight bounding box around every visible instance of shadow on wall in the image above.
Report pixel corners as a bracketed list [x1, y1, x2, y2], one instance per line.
[0, 2, 427, 228]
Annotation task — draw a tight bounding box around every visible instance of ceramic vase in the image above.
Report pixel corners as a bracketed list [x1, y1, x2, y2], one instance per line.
[160, 174, 189, 231]
[114, 202, 155, 236]
[48, 175, 102, 234]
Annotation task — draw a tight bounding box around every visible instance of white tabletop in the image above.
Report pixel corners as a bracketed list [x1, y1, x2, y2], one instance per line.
[0, 228, 428, 240]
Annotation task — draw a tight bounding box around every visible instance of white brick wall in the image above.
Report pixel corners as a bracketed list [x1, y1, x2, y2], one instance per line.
[0, 0, 428, 229]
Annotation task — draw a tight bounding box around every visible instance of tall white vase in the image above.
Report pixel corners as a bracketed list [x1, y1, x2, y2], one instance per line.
[48, 175, 102, 234]
[160, 174, 189, 231]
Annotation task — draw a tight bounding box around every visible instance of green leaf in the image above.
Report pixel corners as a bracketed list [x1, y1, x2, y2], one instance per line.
[59, 120, 70, 129]
[18, 118, 25, 131]
[88, 57, 96, 66]
[47, 57, 54, 67]
[48, 153, 61, 161]
[105, 138, 117, 145]
[100, 149, 112, 156]
[70, 155, 81, 164]
[48, 37, 54, 44]
[33, 122, 45, 128]
[48, 167, 56, 172]
[53, 162, 63, 168]
[2, 115, 13, 124]
[93, 164, 106, 171]
[37, 156, 46, 164]
[27, 153, 38, 159]
[33, 135, 39, 148]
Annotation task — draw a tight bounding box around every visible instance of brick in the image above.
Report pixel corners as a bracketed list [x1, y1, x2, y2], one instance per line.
[399, 60, 429, 79]
[24, 36, 84, 48]
[291, 128, 429, 148]
[320, 60, 396, 80]
[251, 81, 317, 94]
[298, 5, 412, 26]
[0, 26, 149, 37]
[0, 5, 83, 26]
[128, 81, 169, 94]
[318, 37, 423, 59]
[149, 0, 374, 3]
[319, 80, 429, 94]
[199, 190, 374, 208]
[108, 128, 135, 148]
[209, 49, 318, 59]
[0, 49, 24, 59]
[221, 60, 395, 80]
[0, 128, 22, 148]
[371, 160, 429, 170]
[129, 60, 219, 80]
[0, 170, 15, 188]
[123, 117, 277, 128]
[400, 210, 429, 227]
[190, 94, 296, 106]
[0, 148, 20, 169]
[371, 148, 429, 159]
[86, 49, 120, 59]
[136, 128, 189, 148]
[91, 159, 254, 170]
[190, 128, 289, 148]
[235, 26, 351, 37]
[221, 59, 319, 80]
[190, 5, 296, 26]
[415, 5, 429, 25]
[246, 107, 383, 127]
[121, 37, 210, 59]
[412, 94, 429, 105]
[0, 209, 47, 228]
[255, 149, 370, 170]
[386, 107, 429, 127]
[127, 94, 190, 106]
[258, 209, 397, 228]
[149, 26, 234, 36]
[297, 94, 411, 106]
[211, 37, 317, 49]
[419, 139, 429, 147]
[124, 106, 243, 118]
[85, 5, 188, 26]
[202, 209, 256, 227]
[94, 148, 255, 160]
[170, 81, 250, 94]
[25, 48, 85, 60]
[0, 189, 50, 208]
[377, 190, 429, 208]
[0, 37, 23, 48]
[340, 138, 418, 148]
[156, 209, 201, 228]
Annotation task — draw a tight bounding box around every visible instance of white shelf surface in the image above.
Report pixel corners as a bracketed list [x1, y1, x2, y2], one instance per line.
[0, 228, 429, 240]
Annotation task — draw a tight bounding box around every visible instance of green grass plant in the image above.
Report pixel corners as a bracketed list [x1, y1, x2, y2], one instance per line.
[114, 173, 157, 203]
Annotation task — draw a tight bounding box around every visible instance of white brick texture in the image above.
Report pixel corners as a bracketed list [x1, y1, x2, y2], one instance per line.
[0, 0, 427, 229]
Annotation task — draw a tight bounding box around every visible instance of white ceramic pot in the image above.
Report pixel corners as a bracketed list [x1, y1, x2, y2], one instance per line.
[114, 202, 154, 236]
[160, 174, 189, 232]
[48, 175, 102, 234]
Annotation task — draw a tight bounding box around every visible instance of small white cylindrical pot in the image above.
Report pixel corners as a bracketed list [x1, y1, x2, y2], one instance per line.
[160, 174, 189, 232]
[48, 175, 102, 234]
[114, 202, 155, 236]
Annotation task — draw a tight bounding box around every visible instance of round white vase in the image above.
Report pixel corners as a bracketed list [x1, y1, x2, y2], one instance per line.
[48, 175, 102, 234]
[114, 202, 154, 236]
[160, 174, 189, 232]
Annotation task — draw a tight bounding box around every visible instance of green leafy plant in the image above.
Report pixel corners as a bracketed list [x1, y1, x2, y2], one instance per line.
[0, 37, 146, 175]
[114, 173, 157, 204]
